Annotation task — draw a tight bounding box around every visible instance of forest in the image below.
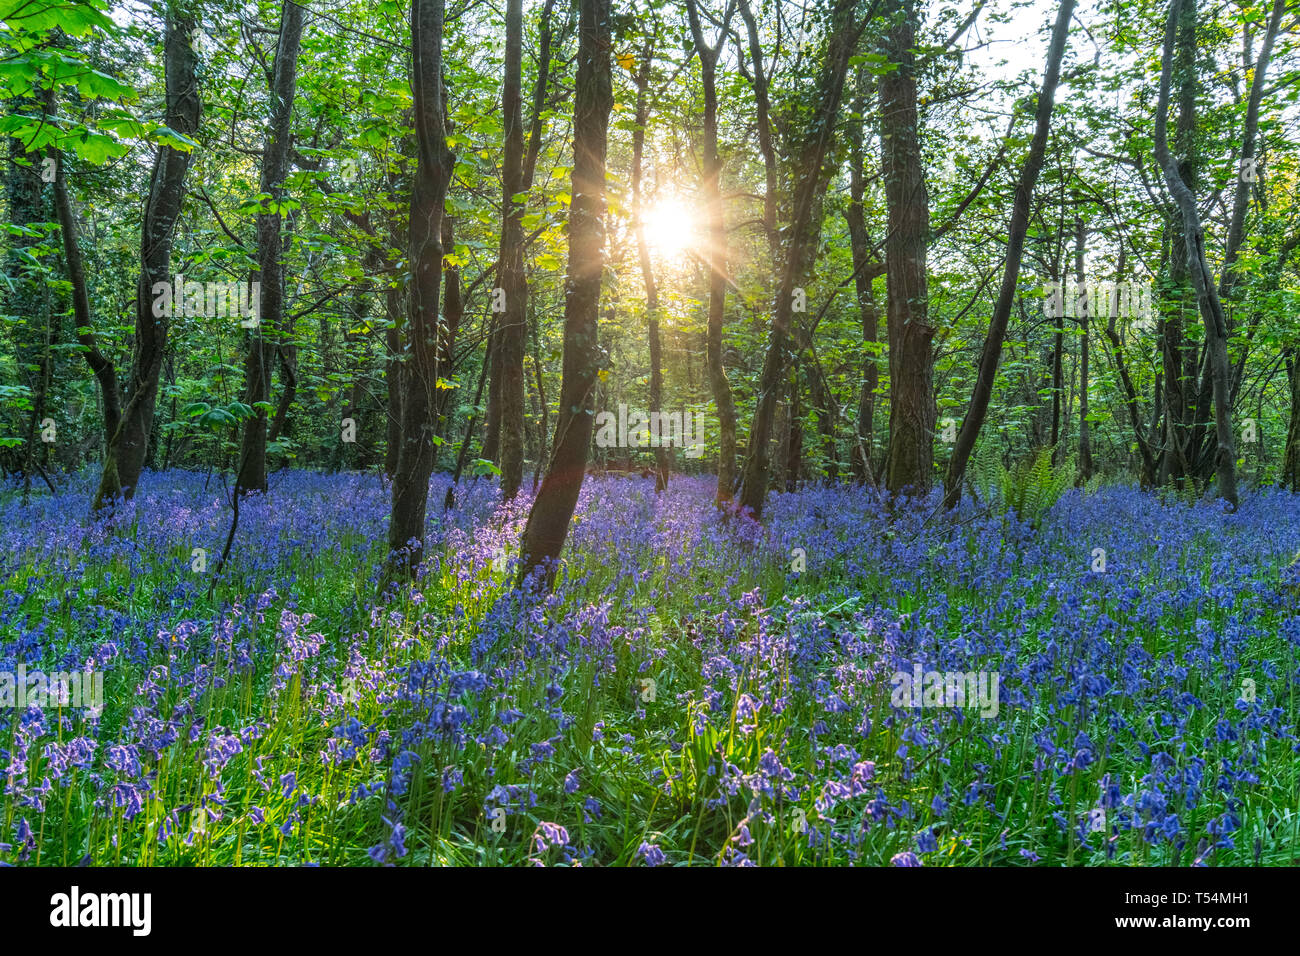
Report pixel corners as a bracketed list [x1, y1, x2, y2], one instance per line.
[1, 0, 1299, 871]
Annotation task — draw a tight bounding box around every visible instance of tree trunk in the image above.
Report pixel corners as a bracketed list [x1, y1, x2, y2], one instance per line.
[1160, 0, 1200, 487]
[785, 372, 803, 492]
[1284, 349, 1300, 492]
[1103, 247, 1157, 485]
[435, 210, 461, 466]
[1050, 289, 1064, 451]
[8, 109, 49, 497]
[1219, 0, 1286, 311]
[52, 144, 122, 462]
[880, 0, 934, 497]
[497, 0, 528, 499]
[487, 0, 557, 483]
[631, 48, 670, 492]
[1076, 216, 1091, 480]
[1152, 0, 1238, 509]
[517, 0, 612, 588]
[95, 10, 200, 510]
[43, 91, 124, 469]
[384, 0, 454, 581]
[845, 66, 878, 486]
[942, 0, 1075, 509]
[737, 0, 780, 267]
[686, 0, 737, 507]
[384, 293, 403, 479]
[736, 0, 866, 518]
[237, 0, 305, 496]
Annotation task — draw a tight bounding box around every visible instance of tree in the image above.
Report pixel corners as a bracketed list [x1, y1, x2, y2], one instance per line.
[385, 0, 455, 582]
[845, 65, 880, 486]
[516, 0, 613, 588]
[736, 0, 867, 519]
[1152, 0, 1239, 508]
[880, 0, 934, 496]
[236, 0, 306, 496]
[685, 0, 738, 507]
[942, 0, 1076, 510]
[630, 33, 671, 492]
[491, 0, 559, 498]
[94, 7, 199, 511]
[495, 0, 529, 500]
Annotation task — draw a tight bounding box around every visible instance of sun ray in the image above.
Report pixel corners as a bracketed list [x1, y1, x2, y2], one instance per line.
[641, 197, 698, 259]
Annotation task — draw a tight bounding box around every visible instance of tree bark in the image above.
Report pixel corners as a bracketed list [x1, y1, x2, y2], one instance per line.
[686, 0, 738, 507]
[880, 0, 934, 496]
[1152, 0, 1238, 508]
[1103, 246, 1157, 485]
[736, 0, 780, 267]
[47, 114, 122, 465]
[435, 210, 461, 465]
[383, 282, 404, 479]
[496, 0, 528, 499]
[1284, 349, 1300, 492]
[488, 0, 557, 483]
[237, 0, 305, 496]
[631, 46, 671, 492]
[517, 0, 612, 588]
[95, 10, 200, 510]
[1219, 0, 1286, 310]
[845, 66, 878, 486]
[1076, 216, 1091, 480]
[736, 0, 866, 518]
[384, 0, 454, 581]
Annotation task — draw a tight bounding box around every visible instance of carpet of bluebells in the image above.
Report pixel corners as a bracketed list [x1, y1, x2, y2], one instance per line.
[2, 468, 1299, 866]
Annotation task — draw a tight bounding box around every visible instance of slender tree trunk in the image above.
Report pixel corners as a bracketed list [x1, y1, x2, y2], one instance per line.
[1103, 247, 1157, 485]
[497, 0, 528, 499]
[1152, 0, 1238, 508]
[1050, 280, 1064, 451]
[9, 113, 49, 499]
[1284, 349, 1300, 492]
[47, 121, 122, 463]
[737, 0, 866, 518]
[806, 354, 838, 480]
[434, 211, 462, 465]
[845, 66, 878, 486]
[487, 0, 557, 480]
[686, 0, 737, 507]
[384, 291, 403, 479]
[880, 0, 934, 496]
[95, 11, 200, 510]
[785, 372, 803, 491]
[1220, 0, 1286, 311]
[385, 0, 454, 581]
[1076, 216, 1092, 480]
[631, 49, 670, 492]
[530, 299, 548, 490]
[517, 0, 612, 588]
[237, 0, 305, 495]
[737, 0, 780, 266]
[942, 0, 1075, 509]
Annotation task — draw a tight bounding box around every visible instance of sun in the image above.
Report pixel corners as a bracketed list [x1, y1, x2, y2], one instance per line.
[641, 197, 697, 259]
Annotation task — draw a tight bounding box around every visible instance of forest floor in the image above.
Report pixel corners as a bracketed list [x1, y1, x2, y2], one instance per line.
[1, 469, 1298, 866]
